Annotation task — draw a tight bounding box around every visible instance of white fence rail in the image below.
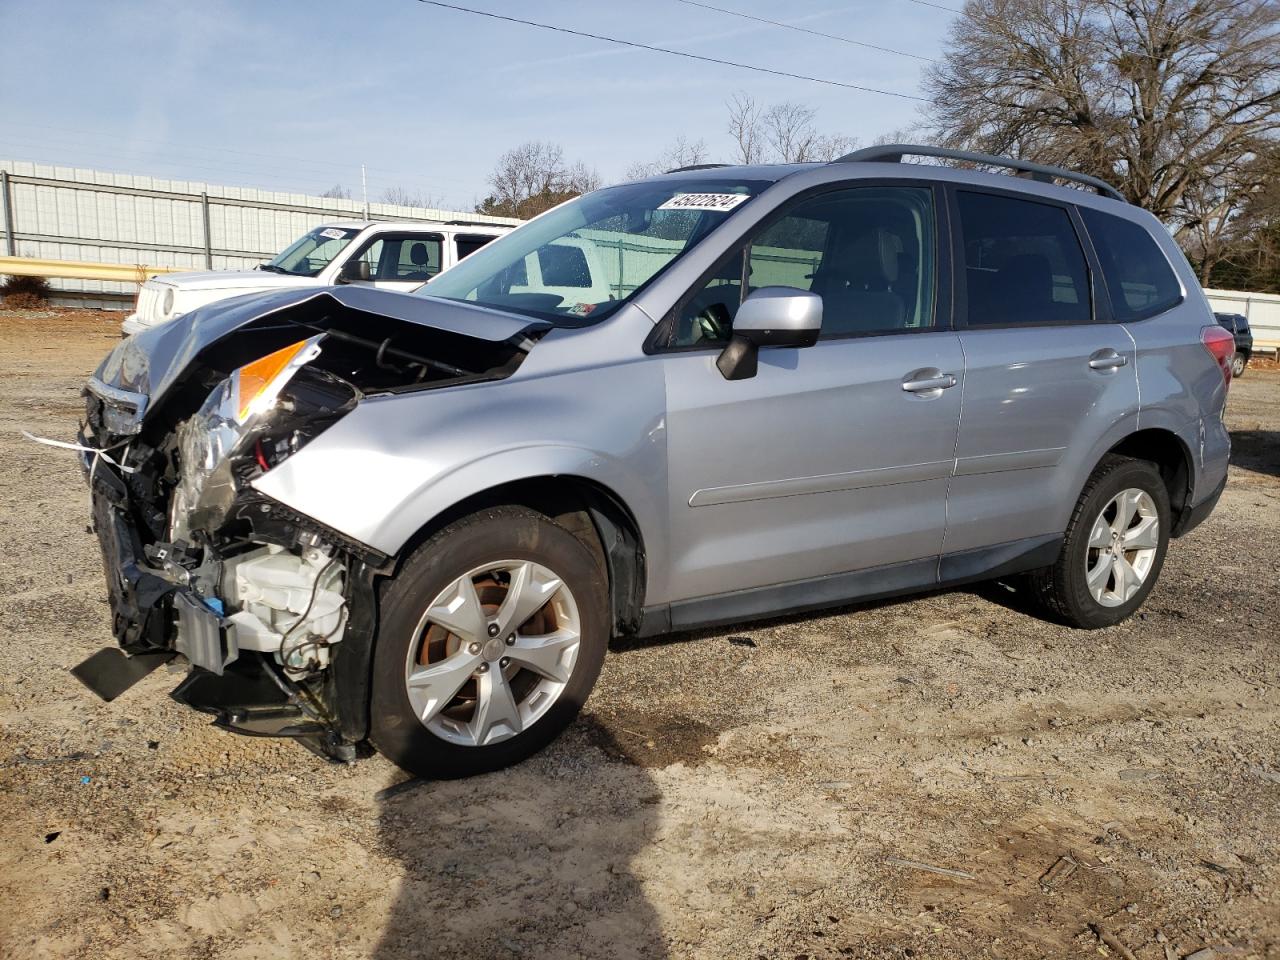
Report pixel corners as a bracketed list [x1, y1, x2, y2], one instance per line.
[1204, 287, 1280, 351]
[0, 160, 517, 307]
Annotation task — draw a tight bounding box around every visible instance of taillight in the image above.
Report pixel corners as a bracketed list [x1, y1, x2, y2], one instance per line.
[1200, 325, 1235, 387]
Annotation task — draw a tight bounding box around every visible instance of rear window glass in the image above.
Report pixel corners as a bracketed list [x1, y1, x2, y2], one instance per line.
[1080, 208, 1182, 321]
[956, 191, 1092, 326]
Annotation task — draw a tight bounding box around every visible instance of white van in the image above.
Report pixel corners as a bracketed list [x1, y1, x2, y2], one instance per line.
[122, 220, 512, 335]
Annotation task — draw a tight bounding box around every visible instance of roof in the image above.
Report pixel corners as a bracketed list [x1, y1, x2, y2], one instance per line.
[320, 219, 514, 231]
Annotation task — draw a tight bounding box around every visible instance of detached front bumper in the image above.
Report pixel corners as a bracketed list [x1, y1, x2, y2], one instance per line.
[84, 444, 181, 653]
[77, 437, 369, 756]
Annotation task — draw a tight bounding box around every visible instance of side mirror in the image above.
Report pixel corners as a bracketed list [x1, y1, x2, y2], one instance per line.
[716, 287, 822, 380]
[336, 259, 371, 284]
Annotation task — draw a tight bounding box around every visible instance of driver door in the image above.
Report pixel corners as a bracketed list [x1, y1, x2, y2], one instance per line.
[656, 183, 964, 620]
[347, 233, 445, 292]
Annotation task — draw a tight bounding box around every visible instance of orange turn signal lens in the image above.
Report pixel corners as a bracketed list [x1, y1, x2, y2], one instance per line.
[235, 339, 312, 421]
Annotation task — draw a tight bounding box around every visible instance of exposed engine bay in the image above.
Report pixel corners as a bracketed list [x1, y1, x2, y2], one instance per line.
[75, 289, 541, 758]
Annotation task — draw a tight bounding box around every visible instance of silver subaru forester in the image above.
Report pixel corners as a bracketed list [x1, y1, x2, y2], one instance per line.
[77, 146, 1233, 777]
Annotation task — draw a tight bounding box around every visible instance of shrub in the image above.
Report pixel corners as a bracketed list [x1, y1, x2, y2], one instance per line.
[1, 275, 52, 308]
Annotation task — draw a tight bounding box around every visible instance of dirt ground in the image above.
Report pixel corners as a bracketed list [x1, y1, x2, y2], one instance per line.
[0, 308, 1276, 960]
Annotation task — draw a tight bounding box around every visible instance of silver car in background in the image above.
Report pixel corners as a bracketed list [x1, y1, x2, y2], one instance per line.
[77, 146, 1233, 777]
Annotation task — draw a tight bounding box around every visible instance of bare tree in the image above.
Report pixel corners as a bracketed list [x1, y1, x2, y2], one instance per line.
[762, 102, 822, 162]
[320, 184, 351, 199]
[726, 93, 857, 163]
[625, 136, 711, 180]
[925, 0, 1280, 252]
[378, 186, 444, 209]
[477, 141, 600, 219]
[727, 92, 766, 164]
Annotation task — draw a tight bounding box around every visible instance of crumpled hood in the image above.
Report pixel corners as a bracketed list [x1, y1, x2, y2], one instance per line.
[150, 269, 317, 292]
[93, 286, 547, 415]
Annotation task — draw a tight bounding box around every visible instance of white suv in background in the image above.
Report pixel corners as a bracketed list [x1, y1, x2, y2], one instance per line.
[122, 220, 513, 335]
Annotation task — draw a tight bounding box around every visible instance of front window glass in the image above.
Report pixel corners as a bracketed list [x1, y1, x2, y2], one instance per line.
[672, 186, 936, 346]
[265, 226, 361, 277]
[420, 179, 768, 324]
[353, 235, 443, 282]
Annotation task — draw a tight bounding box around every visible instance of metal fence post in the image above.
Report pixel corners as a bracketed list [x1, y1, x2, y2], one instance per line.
[1, 171, 15, 256]
[200, 192, 213, 269]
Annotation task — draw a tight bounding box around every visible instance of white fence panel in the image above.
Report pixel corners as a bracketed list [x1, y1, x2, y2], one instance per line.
[0, 160, 517, 307]
[1204, 288, 1280, 350]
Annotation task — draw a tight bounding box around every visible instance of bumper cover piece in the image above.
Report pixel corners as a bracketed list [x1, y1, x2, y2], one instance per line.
[71, 647, 175, 702]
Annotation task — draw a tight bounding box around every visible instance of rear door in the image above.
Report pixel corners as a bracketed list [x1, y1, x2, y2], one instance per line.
[943, 186, 1138, 558]
[658, 183, 964, 612]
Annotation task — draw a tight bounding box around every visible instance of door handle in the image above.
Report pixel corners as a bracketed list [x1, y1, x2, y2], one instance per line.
[902, 374, 957, 393]
[1088, 349, 1128, 371]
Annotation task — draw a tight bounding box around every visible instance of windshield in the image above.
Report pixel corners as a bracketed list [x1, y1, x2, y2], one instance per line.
[265, 226, 361, 277]
[420, 179, 768, 323]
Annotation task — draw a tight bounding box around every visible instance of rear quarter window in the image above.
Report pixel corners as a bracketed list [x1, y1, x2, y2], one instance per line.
[1080, 208, 1183, 321]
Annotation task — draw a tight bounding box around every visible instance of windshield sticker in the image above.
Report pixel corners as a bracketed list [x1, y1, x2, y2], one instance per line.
[319, 228, 348, 240]
[566, 302, 597, 317]
[658, 193, 750, 212]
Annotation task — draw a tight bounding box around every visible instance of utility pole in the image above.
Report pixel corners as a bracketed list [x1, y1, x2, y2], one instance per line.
[361, 164, 369, 219]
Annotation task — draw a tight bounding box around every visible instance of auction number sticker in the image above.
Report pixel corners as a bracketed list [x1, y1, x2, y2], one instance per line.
[658, 193, 750, 212]
[320, 228, 349, 240]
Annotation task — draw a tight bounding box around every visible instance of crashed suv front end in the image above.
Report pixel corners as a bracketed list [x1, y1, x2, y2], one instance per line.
[79, 286, 541, 758]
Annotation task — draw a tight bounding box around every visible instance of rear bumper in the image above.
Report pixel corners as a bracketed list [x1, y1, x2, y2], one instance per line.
[1173, 472, 1227, 538]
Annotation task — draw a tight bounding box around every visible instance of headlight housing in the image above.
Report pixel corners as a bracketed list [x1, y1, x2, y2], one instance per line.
[161, 286, 176, 317]
[169, 337, 325, 540]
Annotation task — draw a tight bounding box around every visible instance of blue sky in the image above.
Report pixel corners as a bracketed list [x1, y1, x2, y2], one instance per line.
[0, 0, 953, 211]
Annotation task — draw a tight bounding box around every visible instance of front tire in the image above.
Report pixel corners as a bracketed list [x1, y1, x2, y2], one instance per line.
[369, 506, 608, 778]
[1030, 456, 1170, 629]
[1231, 352, 1247, 377]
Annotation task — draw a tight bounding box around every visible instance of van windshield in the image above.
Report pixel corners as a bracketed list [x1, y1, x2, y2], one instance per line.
[420, 179, 767, 323]
[264, 226, 361, 277]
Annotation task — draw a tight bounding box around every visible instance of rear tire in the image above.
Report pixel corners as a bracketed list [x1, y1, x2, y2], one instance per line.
[1030, 455, 1170, 629]
[369, 506, 608, 778]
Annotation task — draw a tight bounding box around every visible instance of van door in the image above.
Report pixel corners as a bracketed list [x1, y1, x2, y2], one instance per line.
[943, 187, 1139, 561]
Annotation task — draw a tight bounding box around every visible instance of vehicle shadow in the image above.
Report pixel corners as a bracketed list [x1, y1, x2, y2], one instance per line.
[370, 720, 667, 960]
[1229, 429, 1280, 479]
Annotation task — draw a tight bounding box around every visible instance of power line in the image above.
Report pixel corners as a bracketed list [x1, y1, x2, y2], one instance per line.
[413, 0, 928, 101]
[902, 0, 963, 12]
[675, 0, 936, 62]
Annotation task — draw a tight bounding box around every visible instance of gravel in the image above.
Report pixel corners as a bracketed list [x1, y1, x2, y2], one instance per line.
[0, 308, 1276, 959]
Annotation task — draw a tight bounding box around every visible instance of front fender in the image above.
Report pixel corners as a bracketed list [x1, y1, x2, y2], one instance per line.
[251, 360, 668, 575]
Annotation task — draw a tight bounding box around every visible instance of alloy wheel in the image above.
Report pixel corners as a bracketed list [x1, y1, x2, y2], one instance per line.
[1084, 487, 1160, 608]
[404, 560, 582, 746]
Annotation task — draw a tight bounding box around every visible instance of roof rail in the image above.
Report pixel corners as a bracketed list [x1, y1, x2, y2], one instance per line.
[442, 219, 510, 228]
[664, 163, 730, 174]
[834, 144, 1125, 203]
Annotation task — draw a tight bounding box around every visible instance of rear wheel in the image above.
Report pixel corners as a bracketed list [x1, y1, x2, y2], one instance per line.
[1030, 456, 1170, 629]
[1231, 352, 1247, 377]
[369, 507, 608, 778]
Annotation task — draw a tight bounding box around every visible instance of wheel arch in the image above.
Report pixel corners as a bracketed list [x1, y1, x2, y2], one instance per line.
[1101, 427, 1195, 531]
[390, 474, 649, 638]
